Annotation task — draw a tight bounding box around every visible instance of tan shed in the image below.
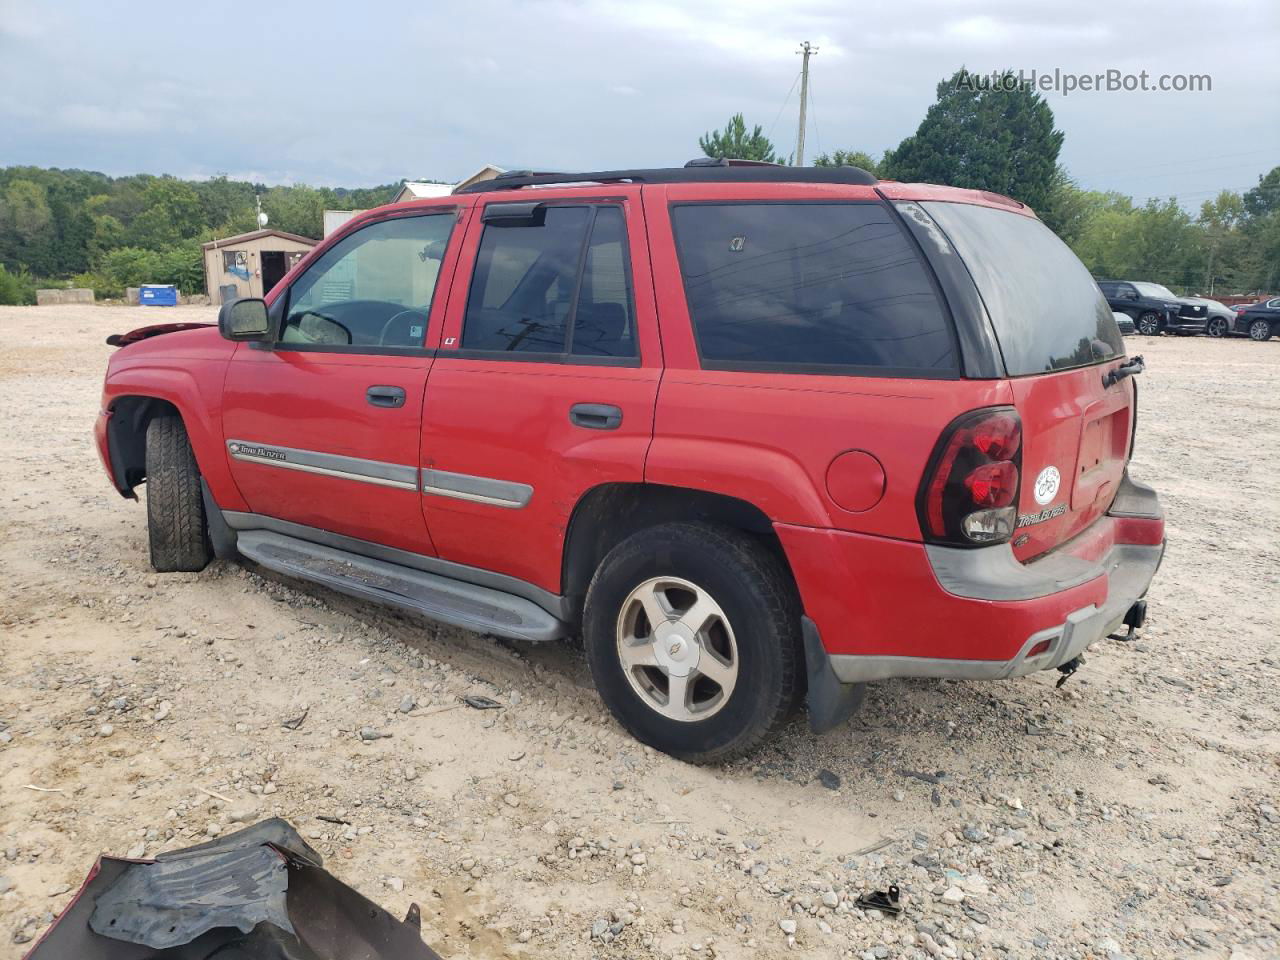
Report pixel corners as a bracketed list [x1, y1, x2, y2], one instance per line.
[202, 229, 318, 304]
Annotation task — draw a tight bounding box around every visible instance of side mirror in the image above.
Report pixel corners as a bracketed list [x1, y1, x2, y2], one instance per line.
[219, 298, 273, 342]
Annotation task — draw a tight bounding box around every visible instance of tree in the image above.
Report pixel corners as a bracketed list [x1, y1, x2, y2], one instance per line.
[813, 149, 882, 177]
[883, 68, 1064, 212]
[195, 176, 256, 234]
[261, 185, 326, 239]
[699, 114, 778, 163]
[1243, 166, 1280, 219]
[1196, 191, 1247, 293]
[126, 177, 205, 249]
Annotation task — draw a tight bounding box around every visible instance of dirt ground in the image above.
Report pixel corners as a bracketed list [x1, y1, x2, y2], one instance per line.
[0, 304, 1277, 960]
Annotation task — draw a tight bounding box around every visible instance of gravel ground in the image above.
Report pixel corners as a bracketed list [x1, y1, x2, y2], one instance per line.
[0, 304, 1277, 960]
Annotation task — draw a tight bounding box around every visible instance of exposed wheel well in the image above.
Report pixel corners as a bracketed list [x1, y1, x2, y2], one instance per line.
[106, 396, 180, 496]
[561, 483, 795, 619]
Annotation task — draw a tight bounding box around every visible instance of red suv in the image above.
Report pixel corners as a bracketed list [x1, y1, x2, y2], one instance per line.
[95, 162, 1165, 762]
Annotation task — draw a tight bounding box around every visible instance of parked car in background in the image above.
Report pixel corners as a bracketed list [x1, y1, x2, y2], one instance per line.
[1112, 310, 1137, 335]
[1099, 280, 1208, 335]
[1234, 298, 1280, 340]
[1181, 297, 1239, 337]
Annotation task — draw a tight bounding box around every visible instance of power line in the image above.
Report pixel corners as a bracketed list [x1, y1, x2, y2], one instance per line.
[766, 71, 802, 148]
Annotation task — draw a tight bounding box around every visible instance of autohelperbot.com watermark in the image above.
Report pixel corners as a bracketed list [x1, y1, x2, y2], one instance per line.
[957, 68, 1212, 97]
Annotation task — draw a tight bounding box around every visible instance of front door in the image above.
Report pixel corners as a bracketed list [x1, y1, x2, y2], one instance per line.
[222, 209, 463, 555]
[421, 189, 661, 593]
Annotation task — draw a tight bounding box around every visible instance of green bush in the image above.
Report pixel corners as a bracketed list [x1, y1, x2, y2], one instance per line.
[97, 242, 203, 296]
[71, 272, 122, 299]
[0, 263, 36, 305]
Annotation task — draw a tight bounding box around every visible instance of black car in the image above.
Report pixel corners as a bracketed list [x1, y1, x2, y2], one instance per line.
[1099, 280, 1208, 335]
[1232, 297, 1280, 341]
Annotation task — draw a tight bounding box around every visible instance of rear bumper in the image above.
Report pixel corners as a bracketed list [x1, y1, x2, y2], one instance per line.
[826, 539, 1162, 683]
[782, 470, 1164, 685]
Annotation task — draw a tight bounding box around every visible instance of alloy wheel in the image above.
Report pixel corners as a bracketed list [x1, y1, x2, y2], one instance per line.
[1207, 317, 1228, 338]
[1137, 313, 1161, 336]
[1249, 319, 1271, 341]
[615, 576, 738, 722]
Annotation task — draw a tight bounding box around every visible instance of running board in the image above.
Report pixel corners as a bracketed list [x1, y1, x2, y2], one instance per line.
[235, 530, 568, 643]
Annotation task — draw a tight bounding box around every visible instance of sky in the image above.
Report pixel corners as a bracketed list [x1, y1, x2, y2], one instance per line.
[1, 0, 1277, 208]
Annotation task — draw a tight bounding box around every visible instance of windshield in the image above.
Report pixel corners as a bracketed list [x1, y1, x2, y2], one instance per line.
[1133, 282, 1178, 300]
[921, 201, 1124, 376]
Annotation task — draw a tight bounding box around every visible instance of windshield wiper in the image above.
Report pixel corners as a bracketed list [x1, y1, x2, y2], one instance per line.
[1102, 355, 1144, 389]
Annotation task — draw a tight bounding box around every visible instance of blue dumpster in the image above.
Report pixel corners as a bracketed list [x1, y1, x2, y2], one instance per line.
[139, 284, 179, 307]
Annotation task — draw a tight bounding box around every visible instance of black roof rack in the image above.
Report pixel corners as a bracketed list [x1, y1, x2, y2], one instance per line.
[456, 158, 878, 194]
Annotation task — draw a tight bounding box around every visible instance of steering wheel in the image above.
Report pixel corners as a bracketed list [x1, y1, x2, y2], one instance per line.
[378, 309, 430, 346]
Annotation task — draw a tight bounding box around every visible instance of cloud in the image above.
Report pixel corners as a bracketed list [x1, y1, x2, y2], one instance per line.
[55, 104, 152, 134]
[0, 0, 1275, 207]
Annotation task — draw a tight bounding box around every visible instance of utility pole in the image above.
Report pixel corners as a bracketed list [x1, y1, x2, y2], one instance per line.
[796, 41, 817, 166]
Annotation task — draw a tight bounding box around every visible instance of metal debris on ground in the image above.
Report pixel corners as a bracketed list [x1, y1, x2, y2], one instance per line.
[23, 818, 442, 958]
[281, 708, 308, 730]
[462, 695, 503, 710]
[854, 884, 903, 916]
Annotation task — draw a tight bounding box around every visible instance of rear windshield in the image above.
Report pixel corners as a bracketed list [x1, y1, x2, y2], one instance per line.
[671, 202, 956, 375]
[922, 201, 1123, 376]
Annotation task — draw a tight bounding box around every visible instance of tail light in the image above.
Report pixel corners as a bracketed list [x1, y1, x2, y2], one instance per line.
[917, 407, 1022, 547]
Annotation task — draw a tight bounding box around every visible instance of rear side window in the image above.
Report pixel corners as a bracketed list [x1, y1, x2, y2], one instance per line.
[462, 205, 637, 359]
[670, 202, 955, 375]
[921, 201, 1124, 375]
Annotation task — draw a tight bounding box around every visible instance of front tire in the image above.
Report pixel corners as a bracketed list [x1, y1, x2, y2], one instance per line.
[1249, 319, 1272, 342]
[583, 522, 800, 763]
[1137, 312, 1163, 336]
[145, 413, 212, 572]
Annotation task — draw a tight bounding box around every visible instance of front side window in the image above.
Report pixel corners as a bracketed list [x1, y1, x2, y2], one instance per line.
[281, 214, 454, 349]
[462, 205, 637, 359]
[670, 202, 955, 374]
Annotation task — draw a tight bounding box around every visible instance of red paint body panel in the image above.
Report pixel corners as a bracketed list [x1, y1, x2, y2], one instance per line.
[421, 360, 660, 591]
[222, 347, 436, 554]
[99, 326, 247, 511]
[646, 370, 1011, 537]
[1008, 364, 1134, 561]
[422, 187, 661, 592]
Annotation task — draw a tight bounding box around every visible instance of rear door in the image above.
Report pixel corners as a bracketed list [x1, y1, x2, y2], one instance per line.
[918, 200, 1132, 561]
[222, 207, 464, 554]
[420, 187, 661, 594]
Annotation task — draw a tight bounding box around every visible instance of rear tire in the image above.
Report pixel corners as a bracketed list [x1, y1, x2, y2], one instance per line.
[145, 413, 212, 572]
[1249, 319, 1272, 342]
[1137, 312, 1162, 336]
[1206, 317, 1228, 338]
[583, 522, 800, 763]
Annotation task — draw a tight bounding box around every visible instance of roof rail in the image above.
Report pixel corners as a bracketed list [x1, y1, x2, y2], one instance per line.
[455, 162, 878, 194]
